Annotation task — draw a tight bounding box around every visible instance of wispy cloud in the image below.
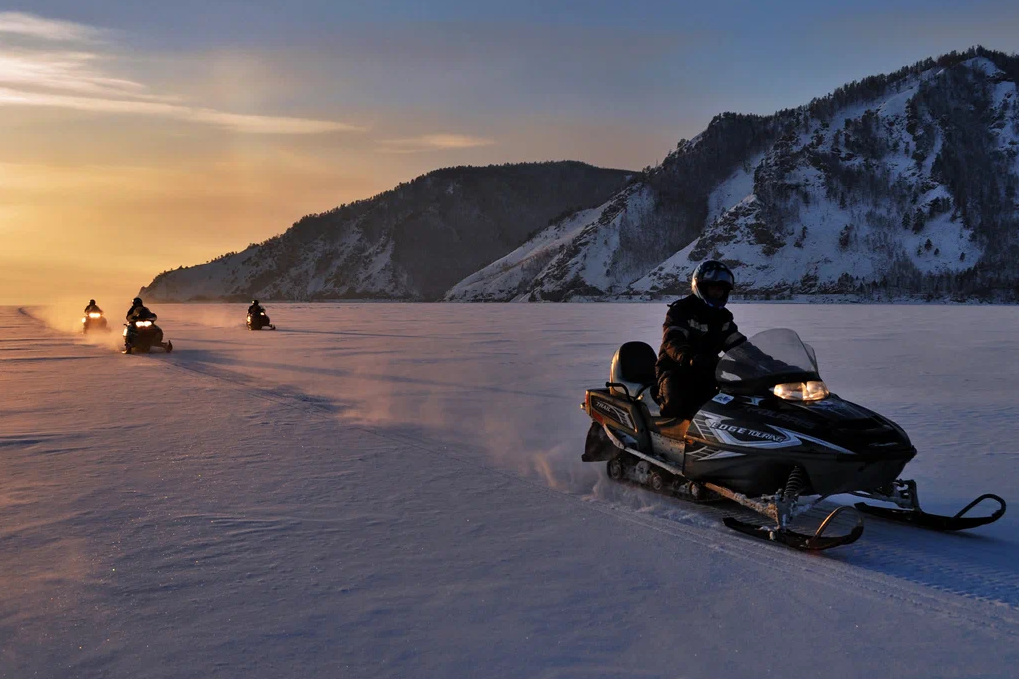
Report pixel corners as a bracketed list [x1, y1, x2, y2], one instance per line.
[0, 12, 360, 135]
[378, 134, 496, 153]
[0, 87, 362, 133]
[0, 49, 165, 99]
[0, 11, 103, 42]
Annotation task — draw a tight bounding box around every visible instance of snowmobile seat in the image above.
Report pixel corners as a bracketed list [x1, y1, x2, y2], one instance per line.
[609, 341, 658, 400]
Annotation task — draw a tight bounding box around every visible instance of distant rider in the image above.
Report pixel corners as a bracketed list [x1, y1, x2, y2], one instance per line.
[248, 299, 265, 316]
[126, 297, 155, 323]
[655, 261, 745, 439]
[84, 299, 102, 315]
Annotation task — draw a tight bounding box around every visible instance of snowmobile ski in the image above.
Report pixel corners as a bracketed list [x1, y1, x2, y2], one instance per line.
[722, 505, 865, 551]
[854, 478, 1005, 531]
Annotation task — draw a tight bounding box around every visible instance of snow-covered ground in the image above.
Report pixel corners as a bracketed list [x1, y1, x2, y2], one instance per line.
[4, 302, 1019, 678]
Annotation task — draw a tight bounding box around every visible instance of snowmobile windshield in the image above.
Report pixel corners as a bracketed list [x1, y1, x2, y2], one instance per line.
[715, 329, 821, 393]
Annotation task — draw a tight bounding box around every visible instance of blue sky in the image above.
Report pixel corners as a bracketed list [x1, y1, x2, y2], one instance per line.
[9, 1, 1019, 160]
[19, 0, 1019, 130]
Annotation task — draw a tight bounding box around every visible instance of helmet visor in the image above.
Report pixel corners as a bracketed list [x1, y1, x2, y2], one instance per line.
[699, 281, 731, 306]
[699, 267, 734, 287]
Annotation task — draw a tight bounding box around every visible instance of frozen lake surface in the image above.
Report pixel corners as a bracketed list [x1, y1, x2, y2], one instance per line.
[3, 302, 1019, 678]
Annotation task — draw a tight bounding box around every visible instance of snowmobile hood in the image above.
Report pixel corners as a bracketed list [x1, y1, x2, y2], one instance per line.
[700, 392, 915, 462]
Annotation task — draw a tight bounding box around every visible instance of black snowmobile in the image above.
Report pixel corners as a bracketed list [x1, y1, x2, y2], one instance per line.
[81, 311, 109, 334]
[123, 313, 173, 354]
[582, 329, 1005, 551]
[246, 310, 275, 331]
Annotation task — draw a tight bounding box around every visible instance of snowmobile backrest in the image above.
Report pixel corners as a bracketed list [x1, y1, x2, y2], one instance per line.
[610, 341, 658, 398]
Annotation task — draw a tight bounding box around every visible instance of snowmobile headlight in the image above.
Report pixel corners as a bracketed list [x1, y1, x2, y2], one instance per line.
[135, 320, 152, 327]
[773, 381, 830, 401]
[88, 312, 102, 318]
[123, 327, 128, 336]
[81, 316, 87, 323]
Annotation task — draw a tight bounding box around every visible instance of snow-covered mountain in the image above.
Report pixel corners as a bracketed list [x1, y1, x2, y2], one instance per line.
[448, 47, 1019, 302]
[140, 162, 631, 302]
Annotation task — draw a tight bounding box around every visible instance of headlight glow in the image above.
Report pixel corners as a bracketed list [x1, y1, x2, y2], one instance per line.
[135, 320, 152, 327]
[81, 317, 87, 323]
[88, 312, 102, 318]
[772, 381, 830, 401]
[123, 327, 128, 336]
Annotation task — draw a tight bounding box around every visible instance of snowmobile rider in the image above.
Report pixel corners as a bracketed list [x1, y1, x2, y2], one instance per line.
[84, 299, 102, 315]
[248, 300, 265, 316]
[655, 260, 745, 440]
[126, 297, 155, 323]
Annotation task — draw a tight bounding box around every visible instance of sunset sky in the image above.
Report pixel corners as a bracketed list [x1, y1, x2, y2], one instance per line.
[2, 1, 1019, 304]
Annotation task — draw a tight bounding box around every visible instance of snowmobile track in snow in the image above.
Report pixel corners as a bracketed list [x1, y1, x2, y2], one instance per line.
[162, 354, 341, 416]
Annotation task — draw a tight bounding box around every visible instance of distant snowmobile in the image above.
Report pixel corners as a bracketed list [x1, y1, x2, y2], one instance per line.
[246, 310, 275, 331]
[581, 328, 1006, 551]
[81, 311, 109, 334]
[123, 313, 173, 354]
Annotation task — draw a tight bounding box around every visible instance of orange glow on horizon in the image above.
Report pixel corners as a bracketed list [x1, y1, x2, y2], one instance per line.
[0, 12, 670, 305]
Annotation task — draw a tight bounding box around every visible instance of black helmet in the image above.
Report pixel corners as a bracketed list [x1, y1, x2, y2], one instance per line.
[691, 260, 735, 308]
[133, 297, 142, 306]
[89, 299, 96, 305]
[252, 299, 259, 305]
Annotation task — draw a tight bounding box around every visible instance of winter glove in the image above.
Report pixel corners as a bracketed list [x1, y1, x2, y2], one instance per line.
[689, 353, 720, 377]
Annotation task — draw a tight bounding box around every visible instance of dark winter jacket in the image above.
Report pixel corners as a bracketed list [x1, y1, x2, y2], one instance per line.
[248, 304, 264, 316]
[127, 305, 155, 323]
[655, 294, 745, 390]
[84, 304, 102, 314]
